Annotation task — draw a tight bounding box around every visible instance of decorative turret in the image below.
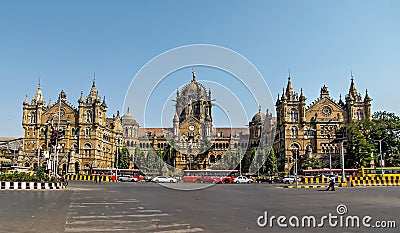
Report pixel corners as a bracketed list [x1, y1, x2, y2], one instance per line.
[78, 91, 84, 104]
[285, 76, 295, 99]
[281, 88, 287, 101]
[102, 96, 107, 108]
[32, 83, 45, 105]
[338, 94, 344, 107]
[47, 98, 52, 108]
[299, 88, 306, 102]
[364, 89, 372, 103]
[86, 79, 101, 104]
[23, 95, 29, 105]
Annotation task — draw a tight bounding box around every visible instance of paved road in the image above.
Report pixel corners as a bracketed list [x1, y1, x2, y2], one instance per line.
[0, 181, 399, 232]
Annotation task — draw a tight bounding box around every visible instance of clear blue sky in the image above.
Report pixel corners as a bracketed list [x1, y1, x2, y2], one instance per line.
[1, 1, 399, 137]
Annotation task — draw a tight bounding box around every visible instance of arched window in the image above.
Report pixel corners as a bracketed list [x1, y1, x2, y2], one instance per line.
[84, 143, 91, 157]
[210, 155, 216, 163]
[291, 127, 298, 138]
[85, 110, 92, 123]
[41, 128, 46, 137]
[28, 111, 36, 123]
[85, 128, 90, 138]
[356, 109, 364, 120]
[289, 108, 299, 122]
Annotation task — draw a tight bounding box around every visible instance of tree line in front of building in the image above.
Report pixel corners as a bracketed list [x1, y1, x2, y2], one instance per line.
[114, 110, 400, 175]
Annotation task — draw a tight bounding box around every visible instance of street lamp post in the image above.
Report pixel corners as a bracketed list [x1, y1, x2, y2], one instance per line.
[294, 148, 298, 187]
[340, 140, 346, 183]
[375, 139, 384, 175]
[328, 134, 332, 174]
[240, 151, 242, 177]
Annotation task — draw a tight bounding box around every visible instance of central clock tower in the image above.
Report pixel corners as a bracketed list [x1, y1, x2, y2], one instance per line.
[172, 70, 213, 169]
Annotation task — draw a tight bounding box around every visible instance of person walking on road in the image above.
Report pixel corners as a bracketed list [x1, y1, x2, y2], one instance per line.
[326, 176, 336, 191]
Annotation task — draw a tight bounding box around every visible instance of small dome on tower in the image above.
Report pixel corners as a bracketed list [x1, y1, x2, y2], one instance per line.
[122, 107, 138, 126]
[251, 108, 266, 123]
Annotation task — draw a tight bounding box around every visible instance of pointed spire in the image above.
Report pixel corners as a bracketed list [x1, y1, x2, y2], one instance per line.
[93, 72, 96, 87]
[173, 111, 179, 122]
[102, 96, 107, 108]
[88, 78, 100, 103]
[78, 91, 84, 103]
[23, 94, 29, 105]
[300, 88, 306, 101]
[127, 107, 130, 114]
[281, 88, 287, 101]
[258, 105, 261, 113]
[33, 82, 45, 104]
[285, 73, 294, 98]
[348, 72, 358, 98]
[47, 98, 52, 108]
[192, 69, 196, 82]
[364, 89, 372, 102]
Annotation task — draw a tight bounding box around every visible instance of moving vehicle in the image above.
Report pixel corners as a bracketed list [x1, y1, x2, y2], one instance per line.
[118, 175, 138, 182]
[91, 168, 145, 181]
[152, 176, 177, 183]
[302, 168, 358, 179]
[360, 167, 400, 177]
[282, 175, 301, 184]
[183, 170, 238, 183]
[233, 176, 253, 184]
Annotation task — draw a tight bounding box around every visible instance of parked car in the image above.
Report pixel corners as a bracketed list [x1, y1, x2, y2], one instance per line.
[255, 176, 271, 183]
[271, 177, 283, 183]
[151, 176, 177, 183]
[233, 176, 253, 184]
[282, 175, 301, 184]
[118, 175, 138, 182]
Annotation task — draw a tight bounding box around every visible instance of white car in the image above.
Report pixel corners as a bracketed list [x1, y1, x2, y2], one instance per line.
[118, 175, 138, 182]
[151, 176, 177, 183]
[282, 175, 301, 184]
[233, 176, 253, 184]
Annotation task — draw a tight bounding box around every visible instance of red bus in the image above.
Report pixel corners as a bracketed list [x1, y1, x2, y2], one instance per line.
[302, 168, 358, 178]
[183, 170, 239, 183]
[91, 168, 145, 181]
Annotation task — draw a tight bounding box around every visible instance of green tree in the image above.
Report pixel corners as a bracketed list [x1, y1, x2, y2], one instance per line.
[301, 157, 322, 170]
[345, 121, 374, 168]
[265, 148, 278, 176]
[249, 148, 266, 175]
[117, 147, 130, 169]
[369, 111, 400, 167]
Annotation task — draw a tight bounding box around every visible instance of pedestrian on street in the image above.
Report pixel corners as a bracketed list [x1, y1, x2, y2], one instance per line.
[326, 176, 335, 191]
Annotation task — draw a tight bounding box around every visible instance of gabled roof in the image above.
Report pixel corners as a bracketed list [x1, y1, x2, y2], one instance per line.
[306, 96, 344, 112]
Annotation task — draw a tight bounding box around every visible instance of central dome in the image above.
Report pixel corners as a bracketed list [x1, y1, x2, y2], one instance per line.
[180, 70, 207, 100]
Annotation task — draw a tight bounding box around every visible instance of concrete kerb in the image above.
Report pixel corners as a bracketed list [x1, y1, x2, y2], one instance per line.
[0, 181, 66, 190]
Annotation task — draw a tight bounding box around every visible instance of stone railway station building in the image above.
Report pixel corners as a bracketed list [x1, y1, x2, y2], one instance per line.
[8, 71, 371, 175]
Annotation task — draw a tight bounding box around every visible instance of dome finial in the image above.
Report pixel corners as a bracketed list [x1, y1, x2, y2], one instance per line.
[192, 69, 196, 82]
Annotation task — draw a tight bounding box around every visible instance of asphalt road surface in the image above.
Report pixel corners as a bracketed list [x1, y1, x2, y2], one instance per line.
[1, 181, 399, 233]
